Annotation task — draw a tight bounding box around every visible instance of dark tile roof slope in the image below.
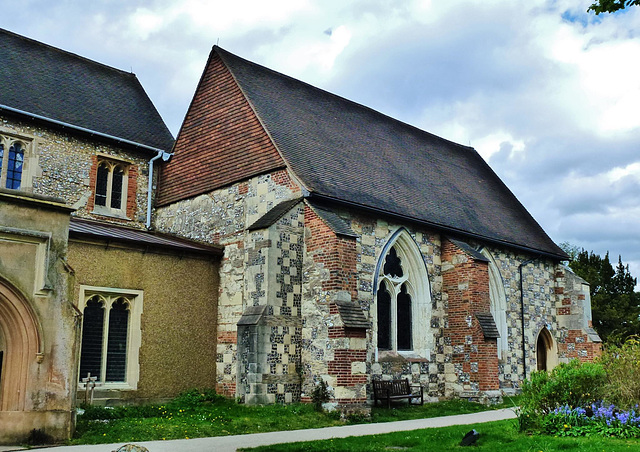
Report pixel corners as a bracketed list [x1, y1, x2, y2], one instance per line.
[248, 198, 303, 230]
[216, 47, 566, 259]
[476, 313, 500, 339]
[450, 239, 490, 262]
[69, 218, 222, 256]
[0, 29, 174, 151]
[307, 201, 358, 238]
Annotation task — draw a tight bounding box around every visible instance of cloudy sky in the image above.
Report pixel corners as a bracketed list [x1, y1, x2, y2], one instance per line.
[2, 0, 639, 277]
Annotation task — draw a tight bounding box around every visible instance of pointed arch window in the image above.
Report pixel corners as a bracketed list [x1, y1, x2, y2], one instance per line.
[375, 229, 432, 358]
[78, 288, 143, 389]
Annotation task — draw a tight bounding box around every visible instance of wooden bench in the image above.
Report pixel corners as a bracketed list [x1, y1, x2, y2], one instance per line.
[372, 379, 424, 409]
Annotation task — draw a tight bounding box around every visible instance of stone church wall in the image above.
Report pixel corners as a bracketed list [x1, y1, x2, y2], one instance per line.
[155, 169, 303, 398]
[155, 167, 601, 405]
[0, 191, 76, 443]
[1, 113, 152, 228]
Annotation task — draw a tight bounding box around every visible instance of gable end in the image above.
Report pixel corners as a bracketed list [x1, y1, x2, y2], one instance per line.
[157, 51, 285, 206]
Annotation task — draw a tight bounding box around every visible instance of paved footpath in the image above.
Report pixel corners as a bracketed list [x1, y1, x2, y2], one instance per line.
[0, 408, 516, 452]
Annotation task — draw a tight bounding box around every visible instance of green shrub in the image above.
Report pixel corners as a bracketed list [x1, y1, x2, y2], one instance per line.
[521, 360, 606, 416]
[599, 336, 640, 409]
[311, 379, 331, 412]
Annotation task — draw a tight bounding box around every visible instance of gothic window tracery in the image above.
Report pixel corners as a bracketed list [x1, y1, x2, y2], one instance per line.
[375, 229, 432, 358]
[0, 134, 31, 190]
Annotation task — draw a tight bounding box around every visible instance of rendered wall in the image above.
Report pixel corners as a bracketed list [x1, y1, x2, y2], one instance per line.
[67, 241, 219, 400]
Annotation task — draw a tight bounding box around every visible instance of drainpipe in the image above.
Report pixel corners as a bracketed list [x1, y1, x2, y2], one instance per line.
[518, 256, 540, 381]
[146, 150, 172, 229]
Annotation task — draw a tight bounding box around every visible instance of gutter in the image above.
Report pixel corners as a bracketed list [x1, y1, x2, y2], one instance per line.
[518, 256, 540, 381]
[146, 150, 172, 229]
[0, 103, 169, 154]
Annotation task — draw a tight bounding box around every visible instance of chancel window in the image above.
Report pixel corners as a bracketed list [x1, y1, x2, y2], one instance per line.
[78, 288, 142, 388]
[377, 247, 413, 351]
[375, 229, 432, 358]
[93, 159, 129, 217]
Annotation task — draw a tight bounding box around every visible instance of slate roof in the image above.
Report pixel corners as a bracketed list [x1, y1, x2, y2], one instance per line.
[215, 47, 566, 259]
[450, 239, 490, 262]
[69, 218, 222, 256]
[0, 29, 174, 151]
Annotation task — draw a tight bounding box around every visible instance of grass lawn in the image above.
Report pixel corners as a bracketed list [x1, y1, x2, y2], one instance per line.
[70, 393, 519, 445]
[242, 419, 640, 451]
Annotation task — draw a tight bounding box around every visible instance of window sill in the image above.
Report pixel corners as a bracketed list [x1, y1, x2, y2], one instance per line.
[91, 208, 130, 220]
[79, 382, 136, 391]
[377, 350, 429, 363]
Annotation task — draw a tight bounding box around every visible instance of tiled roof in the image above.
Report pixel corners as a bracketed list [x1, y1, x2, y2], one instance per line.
[476, 313, 500, 339]
[450, 239, 490, 262]
[248, 198, 302, 230]
[69, 218, 222, 256]
[215, 47, 566, 259]
[335, 300, 370, 329]
[307, 201, 358, 238]
[0, 29, 174, 151]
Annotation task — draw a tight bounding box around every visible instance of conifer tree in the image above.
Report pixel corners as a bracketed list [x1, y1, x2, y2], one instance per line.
[560, 244, 640, 343]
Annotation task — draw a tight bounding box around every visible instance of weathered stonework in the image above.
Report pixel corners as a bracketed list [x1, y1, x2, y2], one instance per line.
[155, 169, 303, 398]
[0, 190, 76, 443]
[1, 114, 153, 229]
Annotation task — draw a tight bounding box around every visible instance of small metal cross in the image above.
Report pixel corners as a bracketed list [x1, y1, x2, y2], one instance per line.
[81, 373, 102, 405]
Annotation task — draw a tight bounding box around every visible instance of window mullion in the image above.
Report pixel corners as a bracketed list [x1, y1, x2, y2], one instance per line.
[390, 283, 398, 351]
[0, 138, 7, 184]
[101, 297, 113, 383]
[105, 166, 114, 208]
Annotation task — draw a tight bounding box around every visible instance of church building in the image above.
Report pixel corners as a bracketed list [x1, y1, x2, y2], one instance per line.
[155, 47, 601, 408]
[0, 31, 600, 442]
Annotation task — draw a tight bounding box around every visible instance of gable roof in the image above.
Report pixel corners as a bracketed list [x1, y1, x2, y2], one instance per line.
[165, 46, 567, 260]
[0, 29, 174, 152]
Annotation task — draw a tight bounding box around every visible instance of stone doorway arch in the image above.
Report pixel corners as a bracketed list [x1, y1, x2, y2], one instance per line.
[536, 327, 557, 372]
[0, 278, 42, 411]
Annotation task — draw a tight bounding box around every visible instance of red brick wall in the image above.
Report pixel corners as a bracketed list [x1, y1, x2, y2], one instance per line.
[86, 155, 139, 223]
[305, 204, 357, 298]
[442, 239, 499, 391]
[306, 204, 366, 404]
[157, 51, 285, 206]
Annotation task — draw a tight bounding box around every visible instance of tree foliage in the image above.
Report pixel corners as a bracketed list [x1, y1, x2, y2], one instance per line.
[560, 244, 640, 343]
[588, 0, 640, 14]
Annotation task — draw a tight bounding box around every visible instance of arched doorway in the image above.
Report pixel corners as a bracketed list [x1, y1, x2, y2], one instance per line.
[536, 327, 557, 372]
[0, 278, 42, 411]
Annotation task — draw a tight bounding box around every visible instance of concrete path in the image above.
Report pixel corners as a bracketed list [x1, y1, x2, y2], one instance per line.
[1, 408, 517, 452]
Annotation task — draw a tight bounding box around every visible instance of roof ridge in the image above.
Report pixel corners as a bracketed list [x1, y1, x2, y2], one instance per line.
[0, 27, 137, 79]
[213, 45, 474, 152]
